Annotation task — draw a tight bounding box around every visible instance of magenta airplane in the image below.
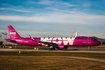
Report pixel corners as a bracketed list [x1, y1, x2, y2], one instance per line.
[7, 25, 101, 50]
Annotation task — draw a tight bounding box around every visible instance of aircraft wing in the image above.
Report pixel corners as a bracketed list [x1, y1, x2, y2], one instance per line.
[39, 40, 57, 46]
[29, 35, 58, 46]
[29, 35, 65, 49]
[38, 40, 65, 50]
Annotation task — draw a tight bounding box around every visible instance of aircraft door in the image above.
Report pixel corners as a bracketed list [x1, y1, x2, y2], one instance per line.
[87, 37, 91, 45]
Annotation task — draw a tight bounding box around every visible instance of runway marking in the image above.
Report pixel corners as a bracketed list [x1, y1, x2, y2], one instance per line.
[0, 48, 105, 63]
[69, 56, 105, 63]
[0, 49, 105, 53]
[0, 56, 105, 63]
[31, 56, 105, 63]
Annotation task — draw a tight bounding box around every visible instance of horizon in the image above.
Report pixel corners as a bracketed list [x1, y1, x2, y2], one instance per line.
[0, 0, 105, 40]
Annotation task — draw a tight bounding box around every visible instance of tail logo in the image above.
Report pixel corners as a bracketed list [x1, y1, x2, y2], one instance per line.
[8, 25, 21, 39]
[10, 32, 16, 34]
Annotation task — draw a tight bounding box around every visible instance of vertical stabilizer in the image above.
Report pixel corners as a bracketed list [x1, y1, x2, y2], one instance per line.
[8, 25, 21, 39]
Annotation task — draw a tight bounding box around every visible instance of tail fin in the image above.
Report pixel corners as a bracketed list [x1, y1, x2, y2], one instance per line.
[8, 25, 21, 39]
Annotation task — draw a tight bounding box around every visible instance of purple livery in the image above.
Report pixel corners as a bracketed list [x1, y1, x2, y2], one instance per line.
[7, 25, 100, 50]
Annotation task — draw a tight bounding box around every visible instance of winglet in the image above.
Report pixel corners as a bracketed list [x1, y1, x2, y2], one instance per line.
[29, 35, 34, 41]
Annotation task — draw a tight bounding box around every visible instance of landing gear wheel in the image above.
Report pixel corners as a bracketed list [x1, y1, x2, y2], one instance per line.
[64, 46, 68, 49]
[34, 47, 39, 50]
[49, 46, 55, 50]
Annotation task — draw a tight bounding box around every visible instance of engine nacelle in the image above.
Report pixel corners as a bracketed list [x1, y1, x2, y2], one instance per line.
[64, 46, 68, 49]
[57, 45, 68, 50]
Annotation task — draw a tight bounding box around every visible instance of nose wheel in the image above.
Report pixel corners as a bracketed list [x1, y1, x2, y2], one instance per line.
[34, 47, 39, 50]
[88, 46, 91, 51]
[49, 46, 55, 50]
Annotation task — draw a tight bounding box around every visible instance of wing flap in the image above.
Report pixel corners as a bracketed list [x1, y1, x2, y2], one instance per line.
[29, 35, 57, 46]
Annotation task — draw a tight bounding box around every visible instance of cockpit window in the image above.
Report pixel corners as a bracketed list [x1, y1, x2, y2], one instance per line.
[93, 38, 98, 41]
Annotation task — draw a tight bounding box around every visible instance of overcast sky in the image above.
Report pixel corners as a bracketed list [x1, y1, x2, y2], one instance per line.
[0, 0, 105, 39]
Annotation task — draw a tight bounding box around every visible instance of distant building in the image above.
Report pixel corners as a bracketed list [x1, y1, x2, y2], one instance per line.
[0, 41, 4, 48]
